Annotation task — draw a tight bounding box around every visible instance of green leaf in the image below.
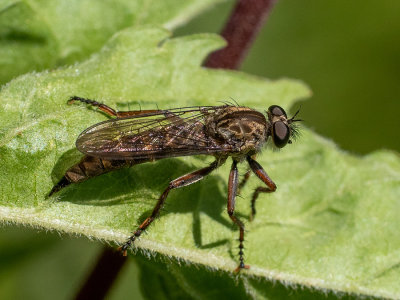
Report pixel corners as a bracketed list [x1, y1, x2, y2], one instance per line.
[0, 0, 226, 84]
[0, 27, 399, 299]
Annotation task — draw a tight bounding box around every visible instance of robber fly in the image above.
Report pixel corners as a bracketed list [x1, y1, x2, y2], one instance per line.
[49, 96, 301, 271]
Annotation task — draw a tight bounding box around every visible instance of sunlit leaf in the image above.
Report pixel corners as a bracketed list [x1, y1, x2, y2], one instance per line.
[1, 27, 399, 299]
[0, 0, 226, 84]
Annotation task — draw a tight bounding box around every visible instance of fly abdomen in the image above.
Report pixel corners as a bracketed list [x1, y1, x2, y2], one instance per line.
[68, 156, 129, 182]
[48, 156, 145, 196]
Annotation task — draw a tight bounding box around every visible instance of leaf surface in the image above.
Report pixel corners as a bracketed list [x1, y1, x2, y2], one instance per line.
[0, 0, 225, 84]
[0, 27, 399, 299]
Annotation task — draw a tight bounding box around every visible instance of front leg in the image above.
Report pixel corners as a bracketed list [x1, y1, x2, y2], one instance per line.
[227, 160, 249, 271]
[119, 160, 220, 255]
[247, 156, 277, 220]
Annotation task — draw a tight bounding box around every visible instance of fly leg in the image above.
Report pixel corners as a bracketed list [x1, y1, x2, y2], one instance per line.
[238, 155, 257, 193]
[68, 96, 119, 117]
[238, 169, 251, 193]
[68, 96, 189, 122]
[247, 156, 276, 221]
[68, 96, 165, 118]
[228, 160, 249, 272]
[119, 160, 220, 255]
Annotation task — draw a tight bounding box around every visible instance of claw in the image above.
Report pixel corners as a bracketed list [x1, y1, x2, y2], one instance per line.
[234, 263, 250, 273]
[117, 246, 128, 256]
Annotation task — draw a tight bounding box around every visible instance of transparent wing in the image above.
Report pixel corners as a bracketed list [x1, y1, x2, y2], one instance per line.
[76, 106, 232, 159]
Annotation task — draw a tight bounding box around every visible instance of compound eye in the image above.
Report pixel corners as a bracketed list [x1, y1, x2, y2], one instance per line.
[272, 121, 290, 148]
[268, 105, 287, 118]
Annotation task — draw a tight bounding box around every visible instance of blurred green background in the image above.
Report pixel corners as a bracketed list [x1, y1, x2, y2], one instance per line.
[1, 0, 399, 299]
[175, 0, 400, 155]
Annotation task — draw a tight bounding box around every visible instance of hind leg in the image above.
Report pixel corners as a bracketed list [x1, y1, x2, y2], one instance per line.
[119, 160, 220, 254]
[68, 96, 164, 118]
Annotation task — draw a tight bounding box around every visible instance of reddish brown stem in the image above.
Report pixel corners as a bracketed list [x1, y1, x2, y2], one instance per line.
[205, 0, 276, 69]
[75, 247, 127, 299]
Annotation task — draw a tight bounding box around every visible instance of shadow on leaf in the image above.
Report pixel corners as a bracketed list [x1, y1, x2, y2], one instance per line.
[52, 156, 240, 249]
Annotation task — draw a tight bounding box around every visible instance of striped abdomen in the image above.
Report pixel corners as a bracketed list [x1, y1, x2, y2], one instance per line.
[48, 155, 147, 196]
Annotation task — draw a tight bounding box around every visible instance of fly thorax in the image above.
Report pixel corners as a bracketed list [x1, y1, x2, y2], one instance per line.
[207, 107, 268, 153]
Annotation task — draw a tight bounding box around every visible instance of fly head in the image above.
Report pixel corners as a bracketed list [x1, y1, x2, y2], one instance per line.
[267, 105, 301, 148]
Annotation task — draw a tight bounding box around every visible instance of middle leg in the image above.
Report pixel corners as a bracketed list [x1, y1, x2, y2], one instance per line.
[238, 169, 251, 193]
[237, 155, 257, 193]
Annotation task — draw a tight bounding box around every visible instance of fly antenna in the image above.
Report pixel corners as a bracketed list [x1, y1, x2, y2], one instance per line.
[288, 105, 302, 123]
